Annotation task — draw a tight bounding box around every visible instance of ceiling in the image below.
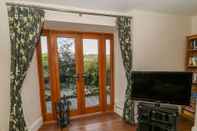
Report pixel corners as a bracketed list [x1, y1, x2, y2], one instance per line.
[18, 0, 197, 15]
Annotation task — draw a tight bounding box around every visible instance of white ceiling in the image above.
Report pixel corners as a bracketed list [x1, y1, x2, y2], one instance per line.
[17, 0, 197, 15]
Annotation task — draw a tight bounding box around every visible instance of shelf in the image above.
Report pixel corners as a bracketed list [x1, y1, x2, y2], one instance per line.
[188, 36, 197, 40]
[187, 65, 197, 68]
[187, 49, 197, 52]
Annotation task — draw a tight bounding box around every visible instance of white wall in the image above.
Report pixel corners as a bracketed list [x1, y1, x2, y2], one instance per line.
[45, 10, 116, 27]
[131, 10, 191, 71]
[43, 21, 115, 33]
[192, 16, 197, 34]
[114, 29, 127, 116]
[0, 0, 10, 130]
[22, 54, 43, 131]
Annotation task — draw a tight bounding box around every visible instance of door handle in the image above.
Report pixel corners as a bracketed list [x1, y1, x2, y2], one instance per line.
[82, 73, 87, 78]
[73, 74, 80, 80]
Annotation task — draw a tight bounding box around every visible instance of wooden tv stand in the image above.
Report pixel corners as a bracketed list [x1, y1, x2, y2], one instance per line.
[137, 102, 178, 131]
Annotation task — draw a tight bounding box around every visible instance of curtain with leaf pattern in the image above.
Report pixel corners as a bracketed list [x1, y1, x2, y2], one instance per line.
[7, 6, 44, 131]
[117, 16, 135, 124]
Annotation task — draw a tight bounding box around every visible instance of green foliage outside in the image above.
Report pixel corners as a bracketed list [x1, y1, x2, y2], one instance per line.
[42, 39, 111, 99]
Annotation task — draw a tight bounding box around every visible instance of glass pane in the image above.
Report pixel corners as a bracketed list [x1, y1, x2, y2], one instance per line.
[40, 36, 52, 113]
[106, 39, 111, 105]
[83, 39, 99, 107]
[57, 37, 77, 111]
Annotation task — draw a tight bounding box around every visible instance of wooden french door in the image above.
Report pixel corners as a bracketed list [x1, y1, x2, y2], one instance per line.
[36, 30, 114, 121]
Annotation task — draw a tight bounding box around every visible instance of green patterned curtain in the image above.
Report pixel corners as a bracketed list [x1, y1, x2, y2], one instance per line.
[7, 6, 44, 131]
[117, 16, 135, 124]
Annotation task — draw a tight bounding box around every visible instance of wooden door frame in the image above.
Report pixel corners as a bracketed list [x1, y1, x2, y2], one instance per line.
[80, 33, 107, 113]
[36, 30, 54, 121]
[36, 30, 114, 121]
[52, 32, 82, 116]
[103, 34, 115, 111]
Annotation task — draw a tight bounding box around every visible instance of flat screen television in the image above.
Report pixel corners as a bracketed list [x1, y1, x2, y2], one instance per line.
[131, 71, 192, 106]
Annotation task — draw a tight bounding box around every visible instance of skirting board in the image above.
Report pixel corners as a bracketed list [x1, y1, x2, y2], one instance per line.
[115, 104, 123, 117]
[115, 102, 138, 123]
[28, 117, 43, 131]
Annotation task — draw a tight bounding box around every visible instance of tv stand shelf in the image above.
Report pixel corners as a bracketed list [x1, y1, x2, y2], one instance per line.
[137, 102, 178, 131]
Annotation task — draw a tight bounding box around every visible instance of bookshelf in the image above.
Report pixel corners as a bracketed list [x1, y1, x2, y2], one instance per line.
[182, 35, 197, 120]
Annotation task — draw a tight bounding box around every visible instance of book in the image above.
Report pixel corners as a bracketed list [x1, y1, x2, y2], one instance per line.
[192, 57, 197, 66]
[193, 73, 197, 83]
[192, 40, 197, 50]
[189, 56, 197, 66]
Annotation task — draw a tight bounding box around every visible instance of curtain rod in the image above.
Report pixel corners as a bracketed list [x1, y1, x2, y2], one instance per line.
[6, 2, 132, 19]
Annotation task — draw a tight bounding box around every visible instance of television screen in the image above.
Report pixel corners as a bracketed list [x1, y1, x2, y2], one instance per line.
[131, 71, 192, 105]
